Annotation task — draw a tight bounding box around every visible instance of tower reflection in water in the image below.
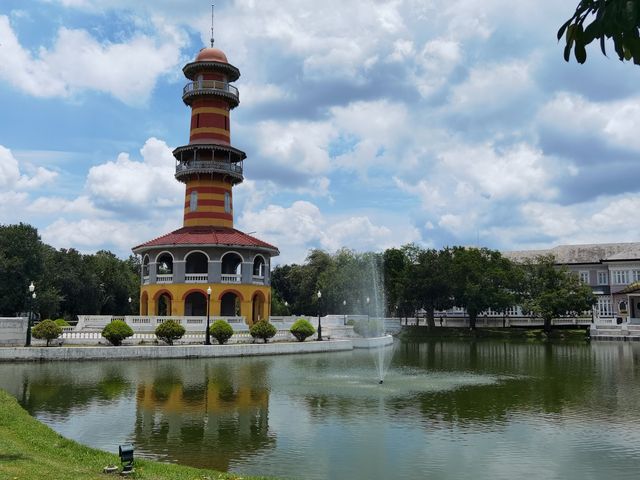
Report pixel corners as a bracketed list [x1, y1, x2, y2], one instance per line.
[133, 360, 275, 471]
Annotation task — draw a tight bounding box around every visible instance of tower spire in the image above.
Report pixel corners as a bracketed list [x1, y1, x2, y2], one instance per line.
[210, 4, 215, 47]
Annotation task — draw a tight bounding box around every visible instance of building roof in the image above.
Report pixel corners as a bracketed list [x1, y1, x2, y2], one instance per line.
[504, 242, 640, 265]
[133, 226, 279, 255]
[195, 47, 228, 63]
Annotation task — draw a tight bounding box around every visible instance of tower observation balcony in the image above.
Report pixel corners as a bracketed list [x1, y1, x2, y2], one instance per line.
[173, 144, 246, 184]
[182, 80, 239, 107]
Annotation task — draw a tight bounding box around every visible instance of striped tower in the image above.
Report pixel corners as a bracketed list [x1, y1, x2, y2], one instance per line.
[174, 47, 245, 228]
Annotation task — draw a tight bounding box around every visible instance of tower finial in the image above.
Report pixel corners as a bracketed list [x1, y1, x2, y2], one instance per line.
[210, 4, 215, 47]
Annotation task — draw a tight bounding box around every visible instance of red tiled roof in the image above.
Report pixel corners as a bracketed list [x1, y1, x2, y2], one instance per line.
[133, 227, 279, 254]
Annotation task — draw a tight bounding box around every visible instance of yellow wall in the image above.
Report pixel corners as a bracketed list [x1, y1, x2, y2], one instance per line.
[140, 282, 271, 325]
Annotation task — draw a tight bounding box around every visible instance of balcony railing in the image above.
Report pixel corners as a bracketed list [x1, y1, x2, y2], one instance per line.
[185, 273, 208, 283]
[175, 160, 243, 179]
[221, 274, 242, 284]
[156, 274, 173, 284]
[252, 275, 265, 285]
[183, 80, 239, 103]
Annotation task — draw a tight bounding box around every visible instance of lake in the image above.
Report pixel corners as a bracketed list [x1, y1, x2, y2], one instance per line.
[1, 339, 640, 480]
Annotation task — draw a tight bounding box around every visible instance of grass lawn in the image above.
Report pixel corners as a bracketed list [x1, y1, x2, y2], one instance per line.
[0, 389, 275, 480]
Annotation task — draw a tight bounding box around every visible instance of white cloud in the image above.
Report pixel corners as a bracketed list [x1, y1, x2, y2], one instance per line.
[0, 144, 58, 190]
[538, 92, 640, 152]
[449, 60, 536, 114]
[85, 137, 182, 211]
[0, 15, 187, 105]
[241, 82, 292, 107]
[254, 119, 334, 176]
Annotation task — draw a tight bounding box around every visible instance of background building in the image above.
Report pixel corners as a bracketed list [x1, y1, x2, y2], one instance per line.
[505, 242, 640, 322]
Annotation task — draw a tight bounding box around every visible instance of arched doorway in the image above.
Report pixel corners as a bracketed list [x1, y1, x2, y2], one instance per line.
[184, 291, 207, 316]
[252, 291, 265, 323]
[157, 292, 172, 316]
[140, 291, 149, 315]
[156, 252, 174, 283]
[221, 291, 241, 316]
[221, 252, 243, 283]
[185, 251, 208, 282]
[253, 256, 265, 283]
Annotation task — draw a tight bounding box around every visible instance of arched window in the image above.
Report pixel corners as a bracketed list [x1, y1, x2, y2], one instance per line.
[253, 256, 265, 277]
[142, 255, 150, 277]
[156, 253, 174, 274]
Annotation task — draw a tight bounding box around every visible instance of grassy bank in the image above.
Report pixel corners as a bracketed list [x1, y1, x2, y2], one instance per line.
[0, 389, 274, 480]
[398, 326, 589, 341]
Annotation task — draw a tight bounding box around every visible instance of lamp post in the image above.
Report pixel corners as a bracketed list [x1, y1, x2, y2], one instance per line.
[343, 299, 347, 325]
[205, 286, 212, 345]
[25, 282, 35, 347]
[128, 296, 132, 315]
[317, 290, 322, 341]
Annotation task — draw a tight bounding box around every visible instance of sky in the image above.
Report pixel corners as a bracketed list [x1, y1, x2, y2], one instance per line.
[1, 0, 640, 265]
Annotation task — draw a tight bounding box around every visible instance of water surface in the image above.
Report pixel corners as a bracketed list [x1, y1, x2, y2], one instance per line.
[1, 339, 640, 480]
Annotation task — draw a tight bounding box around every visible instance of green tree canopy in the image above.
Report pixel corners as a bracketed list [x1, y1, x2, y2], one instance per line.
[518, 255, 596, 333]
[559, 0, 640, 64]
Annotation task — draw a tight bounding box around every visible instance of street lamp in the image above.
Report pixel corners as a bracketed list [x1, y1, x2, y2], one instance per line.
[343, 299, 347, 325]
[317, 290, 323, 341]
[128, 296, 132, 315]
[25, 282, 35, 347]
[205, 286, 212, 345]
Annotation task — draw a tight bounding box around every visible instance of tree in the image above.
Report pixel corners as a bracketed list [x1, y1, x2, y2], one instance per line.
[102, 320, 134, 346]
[32, 319, 62, 346]
[519, 255, 596, 333]
[290, 318, 315, 342]
[409, 247, 454, 328]
[559, 0, 640, 64]
[0, 223, 44, 316]
[250, 320, 277, 343]
[155, 319, 185, 345]
[450, 247, 515, 330]
[209, 319, 234, 345]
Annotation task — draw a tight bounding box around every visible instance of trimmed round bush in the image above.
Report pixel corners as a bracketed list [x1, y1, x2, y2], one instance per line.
[32, 319, 62, 346]
[54, 318, 70, 327]
[102, 320, 134, 346]
[290, 318, 315, 342]
[250, 320, 277, 343]
[209, 319, 234, 345]
[155, 319, 185, 345]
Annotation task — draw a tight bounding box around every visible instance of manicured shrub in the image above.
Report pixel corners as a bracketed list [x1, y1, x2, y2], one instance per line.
[102, 320, 134, 346]
[250, 320, 277, 343]
[54, 318, 70, 327]
[209, 319, 234, 345]
[290, 318, 315, 342]
[155, 319, 185, 345]
[32, 320, 62, 346]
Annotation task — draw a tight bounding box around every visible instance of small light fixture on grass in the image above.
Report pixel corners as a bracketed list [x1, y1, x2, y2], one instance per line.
[118, 444, 134, 474]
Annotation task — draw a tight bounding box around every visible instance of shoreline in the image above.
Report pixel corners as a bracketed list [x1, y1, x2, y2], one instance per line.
[0, 389, 275, 480]
[0, 336, 394, 362]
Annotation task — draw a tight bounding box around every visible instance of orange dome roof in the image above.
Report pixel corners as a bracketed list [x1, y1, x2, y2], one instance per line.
[195, 47, 228, 63]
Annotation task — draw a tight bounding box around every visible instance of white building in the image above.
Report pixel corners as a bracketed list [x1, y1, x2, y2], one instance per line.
[505, 242, 640, 323]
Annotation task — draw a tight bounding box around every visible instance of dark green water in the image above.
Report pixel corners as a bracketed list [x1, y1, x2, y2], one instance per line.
[2, 339, 640, 480]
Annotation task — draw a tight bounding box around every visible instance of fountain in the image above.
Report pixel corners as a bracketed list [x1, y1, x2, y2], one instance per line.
[348, 254, 395, 381]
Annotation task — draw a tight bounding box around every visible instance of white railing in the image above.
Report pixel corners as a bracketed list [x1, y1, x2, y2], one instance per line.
[221, 274, 241, 284]
[183, 80, 239, 99]
[143, 276, 149, 285]
[252, 275, 265, 285]
[156, 274, 173, 284]
[185, 273, 208, 283]
[176, 161, 243, 176]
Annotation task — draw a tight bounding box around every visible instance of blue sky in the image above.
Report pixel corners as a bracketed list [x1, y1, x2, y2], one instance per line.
[1, 0, 640, 265]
